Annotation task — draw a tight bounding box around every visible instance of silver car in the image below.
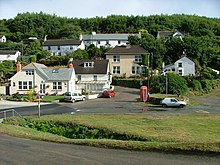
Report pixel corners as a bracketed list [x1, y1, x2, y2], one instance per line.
[64, 92, 86, 103]
[160, 98, 187, 108]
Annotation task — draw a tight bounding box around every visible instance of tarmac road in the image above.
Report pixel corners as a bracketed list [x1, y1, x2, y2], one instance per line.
[0, 134, 219, 165]
[0, 86, 220, 118]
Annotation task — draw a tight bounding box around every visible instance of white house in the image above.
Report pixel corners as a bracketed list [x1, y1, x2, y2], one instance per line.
[82, 32, 141, 48]
[0, 50, 21, 63]
[42, 39, 85, 56]
[9, 62, 76, 95]
[0, 35, 6, 42]
[163, 56, 195, 76]
[157, 30, 184, 41]
[70, 59, 112, 93]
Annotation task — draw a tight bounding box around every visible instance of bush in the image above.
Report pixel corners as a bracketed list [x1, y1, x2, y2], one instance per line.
[201, 79, 212, 93]
[191, 80, 202, 91]
[167, 73, 188, 96]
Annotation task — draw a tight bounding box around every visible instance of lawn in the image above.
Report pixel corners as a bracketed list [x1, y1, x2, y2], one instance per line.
[1, 113, 220, 153]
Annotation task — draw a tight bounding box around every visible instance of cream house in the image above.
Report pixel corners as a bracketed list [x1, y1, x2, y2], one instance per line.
[105, 45, 148, 77]
[70, 59, 112, 93]
[9, 62, 76, 95]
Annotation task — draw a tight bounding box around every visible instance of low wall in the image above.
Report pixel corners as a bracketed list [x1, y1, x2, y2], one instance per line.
[86, 94, 99, 100]
[0, 86, 5, 95]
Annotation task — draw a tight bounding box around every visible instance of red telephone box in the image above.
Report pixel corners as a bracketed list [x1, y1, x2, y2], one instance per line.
[140, 86, 148, 102]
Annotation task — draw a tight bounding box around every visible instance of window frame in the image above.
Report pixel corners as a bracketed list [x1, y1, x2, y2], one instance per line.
[113, 55, 120, 62]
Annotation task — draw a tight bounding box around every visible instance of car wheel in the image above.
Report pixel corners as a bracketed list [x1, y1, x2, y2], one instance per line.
[72, 99, 75, 103]
[82, 97, 85, 101]
[179, 104, 184, 108]
[162, 104, 167, 108]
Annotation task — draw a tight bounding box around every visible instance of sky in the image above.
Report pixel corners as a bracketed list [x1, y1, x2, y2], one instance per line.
[0, 0, 219, 19]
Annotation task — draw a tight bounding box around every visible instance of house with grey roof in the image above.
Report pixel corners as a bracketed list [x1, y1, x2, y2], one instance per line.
[162, 56, 195, 76]
[105, 45, 149, 77]
[82, 32, 141, 48]
[42, 39, 85, 56]
[69, 59, 111, 93]
[0, 50, 21, 63]
[157, 30, 184, 40]
[9, 62, 76, 95]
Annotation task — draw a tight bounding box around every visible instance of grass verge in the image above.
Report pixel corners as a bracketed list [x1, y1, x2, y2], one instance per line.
[1, 114, 220, 153]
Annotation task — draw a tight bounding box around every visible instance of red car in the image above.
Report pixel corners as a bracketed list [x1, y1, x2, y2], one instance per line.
[98, 90, 115, 98]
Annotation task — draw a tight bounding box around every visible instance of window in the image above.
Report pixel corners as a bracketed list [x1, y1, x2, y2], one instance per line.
[134, 55, 142, 63]
[113, 55, 120, 62]
[70, 46, 73, 50]
[18, 81, 32, 90]
[118, 41, 121, 44]
[178, 63, 182, 67]
[178, 69, 183, 75]
[48, 46, 51, 50]
[84, 62, 94, 68]
[132, 66, 143, 74]
[113, 66, 120, 74]
[78, 75, 81, 81]
[94, 75, 97, 81]
[26, 70, 34, 75]
[58, 46, 60, 50]
[53, 82, 62, 90]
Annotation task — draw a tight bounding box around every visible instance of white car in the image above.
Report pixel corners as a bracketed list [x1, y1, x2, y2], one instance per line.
[64, 92, 86, 103]
[160, 98, 187, 108]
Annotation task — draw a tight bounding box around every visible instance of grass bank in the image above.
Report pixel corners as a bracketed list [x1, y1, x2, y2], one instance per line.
[1, 114, 220, 153]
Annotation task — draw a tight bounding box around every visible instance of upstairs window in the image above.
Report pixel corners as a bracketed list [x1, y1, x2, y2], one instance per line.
[134, 55, 142, 63]
[26, 70, 34, 75]
[84, 62, 94, 68]
[178, 62, 182, 67]
[113, 55, 120, 62]
[93, 75, 97, 81]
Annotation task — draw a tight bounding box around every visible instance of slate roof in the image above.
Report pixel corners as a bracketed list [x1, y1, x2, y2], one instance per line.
[72, 60, 109, 74]
[43, 39, 82, 46]
[83, 33, 141, 41]
[43, 68, 74, 81]
[0, 50, 18, 55]
[21, 63, 74, 81]
[105, 45, 147, 55]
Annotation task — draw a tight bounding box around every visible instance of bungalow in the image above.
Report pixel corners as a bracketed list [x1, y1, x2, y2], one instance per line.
[42, 39, 85, 56]
[163, 56, 195, 76]
[82, 32, 141, 48]
[70, 59, 112, 93]
[9, 62, 76, 95]
[0, 50, 21, 63]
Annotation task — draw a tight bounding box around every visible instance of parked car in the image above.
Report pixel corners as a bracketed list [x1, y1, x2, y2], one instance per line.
[64, 92, 86, 103]
[98, 90, 115, 98]
[160, 98, 187, 108]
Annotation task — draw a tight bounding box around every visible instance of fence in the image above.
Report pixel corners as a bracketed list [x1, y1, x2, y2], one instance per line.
[0, 109, 22, 120]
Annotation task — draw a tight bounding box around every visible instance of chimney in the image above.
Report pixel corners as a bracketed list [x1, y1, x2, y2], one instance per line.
[16, 62, 21, 72]
[68, 62, 73, 68]
[67, 58, 74, 68]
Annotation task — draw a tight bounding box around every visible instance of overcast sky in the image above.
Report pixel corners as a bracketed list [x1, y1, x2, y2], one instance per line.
[0, 0, 219, 19]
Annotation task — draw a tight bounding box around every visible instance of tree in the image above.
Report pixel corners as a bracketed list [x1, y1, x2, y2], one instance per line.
[66, 49, 89, 60]
[86, 44, 101, 59]
[167, 73, 188, 96]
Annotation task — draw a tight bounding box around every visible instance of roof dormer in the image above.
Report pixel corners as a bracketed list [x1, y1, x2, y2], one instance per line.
[84, 62, 94, 68]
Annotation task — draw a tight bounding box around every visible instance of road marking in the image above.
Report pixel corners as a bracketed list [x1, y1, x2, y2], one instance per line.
[195, 110, 210, 114]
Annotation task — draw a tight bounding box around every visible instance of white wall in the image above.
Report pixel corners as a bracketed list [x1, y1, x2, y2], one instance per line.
[0, 51, 20, 62]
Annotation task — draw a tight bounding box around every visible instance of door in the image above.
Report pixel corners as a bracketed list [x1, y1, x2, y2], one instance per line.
[40, 83, 45, 95]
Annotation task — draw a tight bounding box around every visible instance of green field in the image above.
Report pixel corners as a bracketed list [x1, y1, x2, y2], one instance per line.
[1, 114, 220, 153]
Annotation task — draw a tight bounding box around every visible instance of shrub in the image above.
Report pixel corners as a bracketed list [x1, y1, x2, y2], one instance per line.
[191, 80, 202, 91]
